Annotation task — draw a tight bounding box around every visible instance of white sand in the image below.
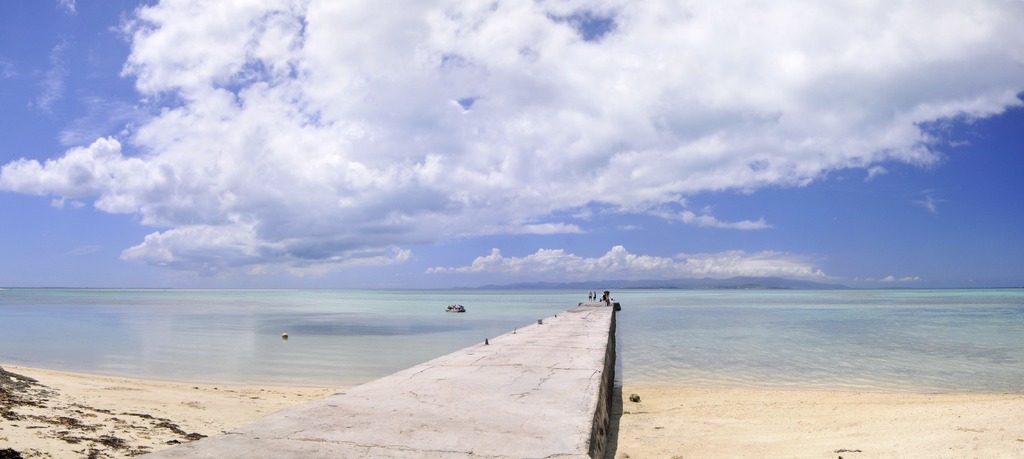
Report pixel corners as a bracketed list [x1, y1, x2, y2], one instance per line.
[610, 384, 1024, 458]
[5, 365, 1023, 458]
[0, 364, 340, 458]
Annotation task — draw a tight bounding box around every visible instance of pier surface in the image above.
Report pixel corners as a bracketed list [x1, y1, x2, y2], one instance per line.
[145, 301, 618, 458]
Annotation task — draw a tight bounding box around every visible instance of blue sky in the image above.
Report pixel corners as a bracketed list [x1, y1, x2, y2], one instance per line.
[1, 0, 1022, 289]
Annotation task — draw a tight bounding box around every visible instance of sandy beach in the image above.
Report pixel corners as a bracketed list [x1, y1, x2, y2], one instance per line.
[4, 365, 1024, 458]
[610, 384, 1024, 458]
[0, 365, 339, 458]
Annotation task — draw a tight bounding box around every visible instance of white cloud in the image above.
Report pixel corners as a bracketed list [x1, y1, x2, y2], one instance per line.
[881, 275, 921, 283]
[59, 97, 147, 147]
[0, 137, 146, 201]
[0, 59, 15, 79]
[33, 39, 71, 112]
[673, 250, 827, 280]
[516, 223, 585, 235]
[58, 0, 77, 15]
[66, 245, 100, 256]
[50, 197, 86, 209]
[428, 245, 827, 281]
[865, 166, 888, 181]
[678, 210, 771, 230]
[913, 191, 943, 214]
[4, 0, 1024, 275]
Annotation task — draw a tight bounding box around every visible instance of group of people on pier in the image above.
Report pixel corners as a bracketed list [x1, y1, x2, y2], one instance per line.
[587, 290, 612, 305]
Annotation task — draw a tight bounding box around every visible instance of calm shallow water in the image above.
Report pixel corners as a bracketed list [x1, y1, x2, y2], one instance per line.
[1, 288, 1022, 392]
[615, 289, 1024, 392]
[0, 289, 578, 386]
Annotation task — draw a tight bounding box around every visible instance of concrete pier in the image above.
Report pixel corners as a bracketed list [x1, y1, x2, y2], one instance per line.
[146, 301, 619, 458]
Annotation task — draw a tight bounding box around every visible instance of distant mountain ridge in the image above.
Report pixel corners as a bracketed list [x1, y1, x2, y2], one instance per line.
[478, 276, 850, 290]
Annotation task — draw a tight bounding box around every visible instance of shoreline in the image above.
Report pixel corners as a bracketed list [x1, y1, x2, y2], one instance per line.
[4, 364, 1023, 459]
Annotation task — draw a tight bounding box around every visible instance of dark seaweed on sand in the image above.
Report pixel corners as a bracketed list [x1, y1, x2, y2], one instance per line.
[0, 365, 206, 458]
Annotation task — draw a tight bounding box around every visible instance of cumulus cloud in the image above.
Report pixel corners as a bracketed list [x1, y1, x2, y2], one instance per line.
[3, 0, 1024, 274]
[428, 245, 827, 281]
[0, 137, 146, 204]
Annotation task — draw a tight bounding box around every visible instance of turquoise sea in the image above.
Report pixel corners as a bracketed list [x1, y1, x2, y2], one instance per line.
[1, 288, 1021, 392]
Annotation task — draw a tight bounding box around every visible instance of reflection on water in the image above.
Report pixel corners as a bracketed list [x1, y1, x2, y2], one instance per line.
[0, 289, 579, 385]
[616, 289, 1024, 392]
[2, 288, 1022, 391]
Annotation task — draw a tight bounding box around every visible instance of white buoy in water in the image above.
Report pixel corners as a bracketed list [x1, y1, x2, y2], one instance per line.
[281, 333, 289, 340]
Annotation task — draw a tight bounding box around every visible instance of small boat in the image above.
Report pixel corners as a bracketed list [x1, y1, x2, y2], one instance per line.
[446, 304, 466, 313]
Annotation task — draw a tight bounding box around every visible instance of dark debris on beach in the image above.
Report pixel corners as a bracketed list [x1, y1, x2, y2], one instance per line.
[1, 365, 52, 420]
[1, 365, 207, 458]
[0, 448, 25, 459]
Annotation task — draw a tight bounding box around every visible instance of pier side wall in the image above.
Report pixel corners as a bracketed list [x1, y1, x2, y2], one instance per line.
[588, 303, 617, 458]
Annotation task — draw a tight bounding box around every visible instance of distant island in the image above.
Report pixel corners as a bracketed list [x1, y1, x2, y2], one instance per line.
[477, 276, 850, 290]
